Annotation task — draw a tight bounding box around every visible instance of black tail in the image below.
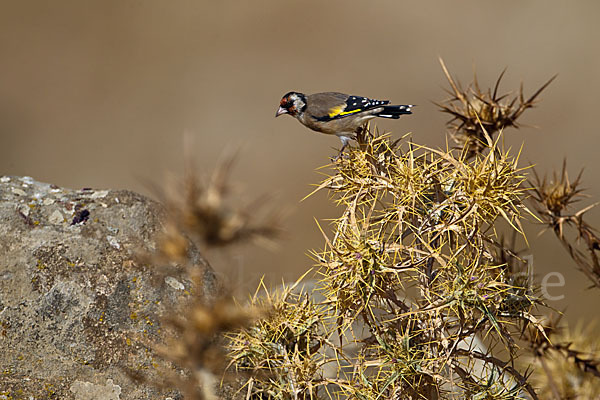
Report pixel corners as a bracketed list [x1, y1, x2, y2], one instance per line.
[376, 104, 413, 119]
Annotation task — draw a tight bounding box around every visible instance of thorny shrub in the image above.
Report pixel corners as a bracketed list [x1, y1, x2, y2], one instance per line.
[140, 61, 600, 399]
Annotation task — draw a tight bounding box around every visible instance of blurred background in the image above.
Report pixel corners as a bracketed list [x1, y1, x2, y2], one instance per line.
[1, 1, 599, 324]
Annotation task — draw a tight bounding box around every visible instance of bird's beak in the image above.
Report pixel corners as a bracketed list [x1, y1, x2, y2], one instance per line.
[275, 106, 288, 117]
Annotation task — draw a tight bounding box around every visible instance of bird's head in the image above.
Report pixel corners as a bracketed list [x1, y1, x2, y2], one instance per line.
[275, 91, 306, 118]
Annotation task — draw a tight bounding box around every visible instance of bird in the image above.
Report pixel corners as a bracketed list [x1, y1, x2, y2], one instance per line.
[275, 91, 413, 156]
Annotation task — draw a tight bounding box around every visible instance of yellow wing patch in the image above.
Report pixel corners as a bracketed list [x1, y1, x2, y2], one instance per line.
[327, 105, 345, 118]
[328, 105, 362, 118]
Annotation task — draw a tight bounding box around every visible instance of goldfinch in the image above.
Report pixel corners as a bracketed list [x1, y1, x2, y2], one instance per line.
[275, 91, 413, 154]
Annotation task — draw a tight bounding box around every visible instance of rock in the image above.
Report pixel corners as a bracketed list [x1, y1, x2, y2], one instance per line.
[70, 379, 121, 400]
[0, 176, 218, 399]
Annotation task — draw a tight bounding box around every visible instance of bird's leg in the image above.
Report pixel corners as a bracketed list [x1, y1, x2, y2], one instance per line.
[332, 136, 351, 162]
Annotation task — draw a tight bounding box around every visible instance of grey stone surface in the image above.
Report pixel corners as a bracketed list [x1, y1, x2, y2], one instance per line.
[0, 176, 217, 399]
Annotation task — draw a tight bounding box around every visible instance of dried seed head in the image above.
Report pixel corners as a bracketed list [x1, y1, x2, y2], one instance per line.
[531, 160, 585, 217]
[436, 58, 556, 158]
[161, 152, 282, 248]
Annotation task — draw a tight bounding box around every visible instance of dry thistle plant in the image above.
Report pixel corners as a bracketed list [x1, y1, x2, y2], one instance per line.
[523, 161, 600, 397]
[228, 126, 550, 399]
[130, 154, 281, 399]
[435, 58, 555, 158]
[530, 160, 600, 289]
